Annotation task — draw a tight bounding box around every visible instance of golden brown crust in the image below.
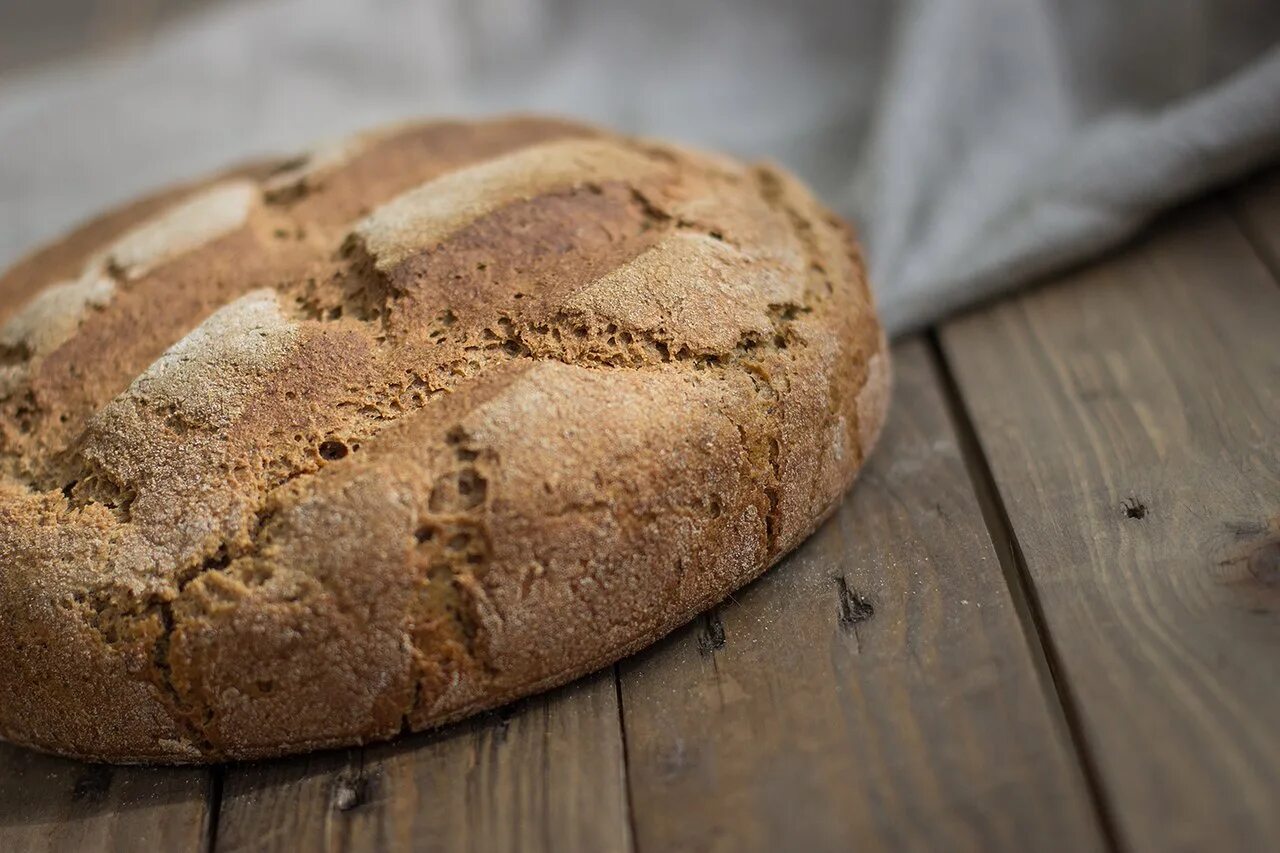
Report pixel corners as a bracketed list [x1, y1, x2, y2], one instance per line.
[0, 115, 888, 763]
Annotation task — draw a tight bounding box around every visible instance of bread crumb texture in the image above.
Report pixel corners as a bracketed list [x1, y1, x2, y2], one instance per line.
[0, 116, 888, 762]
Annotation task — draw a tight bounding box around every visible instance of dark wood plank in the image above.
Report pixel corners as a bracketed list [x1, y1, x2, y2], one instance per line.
[215, 669, 630, 853]
[940, 199, 1280, 852]
[618, 339, 1106, 853]
[0, 744, 213, 853]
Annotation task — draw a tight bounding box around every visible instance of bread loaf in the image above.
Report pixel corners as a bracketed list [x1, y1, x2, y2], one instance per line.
[0, 116, 888, 762]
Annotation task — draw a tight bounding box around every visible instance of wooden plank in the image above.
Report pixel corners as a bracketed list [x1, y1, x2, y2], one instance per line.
[0, 744, 213, 853]
[216, 668, 630, 853]
[939, 199, 1280, 852]
[618, 339, 1106, 853]
[1232, 165, 1280, 279]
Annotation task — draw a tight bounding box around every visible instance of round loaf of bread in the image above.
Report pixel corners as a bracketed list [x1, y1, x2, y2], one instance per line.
[0, 116, 888, 763]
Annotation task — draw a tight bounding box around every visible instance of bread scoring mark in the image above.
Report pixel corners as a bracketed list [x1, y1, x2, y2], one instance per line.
[122, 289, 299, 429]
[263, 133, 379, 203]
[0, 181, 256, 405]
[353, 139, 662, 272]
[264, 119, 448, 203]
[566, 232, 799, 354]
[0, 275, 116, 394]
[92, 180, 258, 280]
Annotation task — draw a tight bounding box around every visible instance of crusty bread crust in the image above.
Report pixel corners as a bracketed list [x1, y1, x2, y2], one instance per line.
[0, 116, 888, 763]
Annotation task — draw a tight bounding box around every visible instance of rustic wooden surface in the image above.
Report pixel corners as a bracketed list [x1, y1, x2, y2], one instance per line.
[2, 10, 1278, 845]
[2, 172, 1277, 851]
[940, 187, 1280, 852]
[0, 744, 213, 853]
[216, 670, 630, 853]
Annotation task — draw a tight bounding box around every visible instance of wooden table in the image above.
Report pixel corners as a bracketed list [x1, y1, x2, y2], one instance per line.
[1, 165, 1276, 852]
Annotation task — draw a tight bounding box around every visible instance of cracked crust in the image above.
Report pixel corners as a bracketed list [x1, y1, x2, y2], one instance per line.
[0, 115, 888, 763]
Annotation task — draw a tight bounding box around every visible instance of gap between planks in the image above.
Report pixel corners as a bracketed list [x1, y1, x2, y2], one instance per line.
[939, 189, 1280, 851]
[611, 665, 639, 853]
[926, 332, 1125, 853]
[204, 767, 223, 853]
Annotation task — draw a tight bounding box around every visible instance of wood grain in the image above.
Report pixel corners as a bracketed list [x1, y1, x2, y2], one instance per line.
[940, 199, 1280, 852]
[617, 339, 1105, 853]
[215, 668, 630, 853]
[0, 744, 213, 853]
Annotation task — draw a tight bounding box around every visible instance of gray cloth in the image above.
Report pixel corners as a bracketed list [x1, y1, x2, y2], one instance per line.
[2, 0, 1278, 333]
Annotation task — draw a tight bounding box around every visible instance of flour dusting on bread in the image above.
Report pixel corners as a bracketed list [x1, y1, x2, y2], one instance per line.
[0, 275, 115, 396]
[566, 232, 798, 354]
[94, 179, 258, 279]
[123, 289, 298, 429]
[0, 274, 115, 359]
[354, 139, 659, 270]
